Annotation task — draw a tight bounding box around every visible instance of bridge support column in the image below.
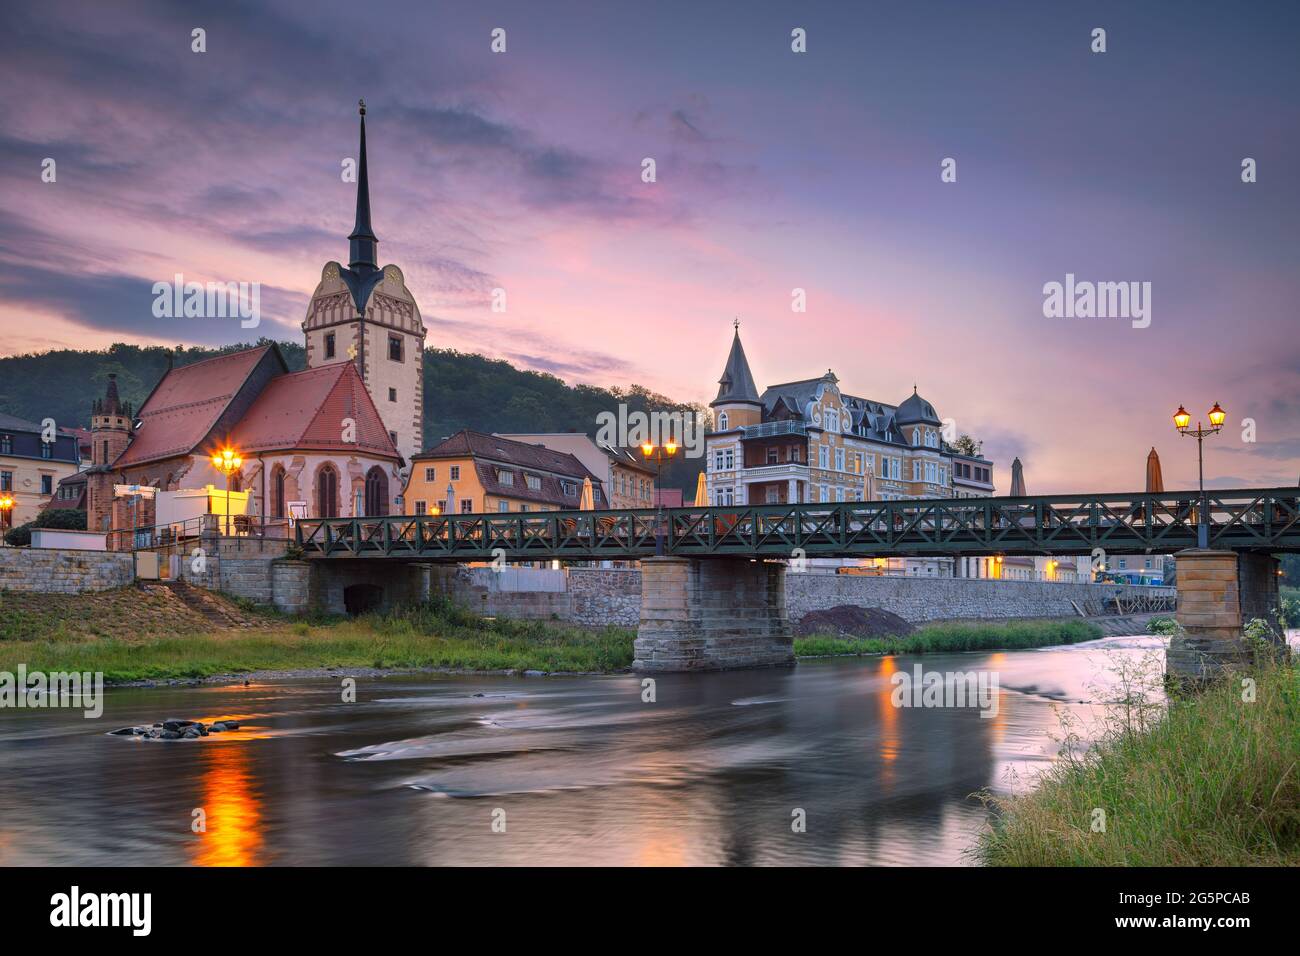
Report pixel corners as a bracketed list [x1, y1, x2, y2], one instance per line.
[634, 557, 794, 672]
[1168, 549, 1285, 683]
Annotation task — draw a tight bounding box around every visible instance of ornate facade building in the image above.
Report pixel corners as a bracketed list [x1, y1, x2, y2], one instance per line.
[704, 327, 998, 576]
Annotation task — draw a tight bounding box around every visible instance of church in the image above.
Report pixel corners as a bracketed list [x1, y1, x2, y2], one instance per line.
[86, 103, 426, 537]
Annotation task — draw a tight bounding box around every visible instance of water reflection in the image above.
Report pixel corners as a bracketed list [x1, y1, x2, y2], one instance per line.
[0, 634, 1198, 866]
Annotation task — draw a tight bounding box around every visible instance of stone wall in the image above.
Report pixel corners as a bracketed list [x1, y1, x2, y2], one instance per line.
[784, 574, 1172, 624]
[428, 564, 1172, 629]
[0, 548, 134, 593]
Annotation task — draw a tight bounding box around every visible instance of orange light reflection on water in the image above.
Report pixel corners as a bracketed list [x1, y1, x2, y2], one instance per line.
[192, 741, 264, 867]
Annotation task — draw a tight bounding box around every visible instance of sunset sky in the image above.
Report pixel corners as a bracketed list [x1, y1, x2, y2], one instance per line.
[1, 0, 1297, 493]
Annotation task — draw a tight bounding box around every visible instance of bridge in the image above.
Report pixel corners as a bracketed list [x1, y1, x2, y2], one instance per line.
[287, 487, 1296, 681]
[295, 487, 1300, 561]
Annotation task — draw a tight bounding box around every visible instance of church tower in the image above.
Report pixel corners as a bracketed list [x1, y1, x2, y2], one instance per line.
[303, 101, 426, 466]
[85, 373, 134, 532]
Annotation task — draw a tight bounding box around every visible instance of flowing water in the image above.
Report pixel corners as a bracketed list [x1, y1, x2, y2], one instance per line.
[0, 635, 1171, 866]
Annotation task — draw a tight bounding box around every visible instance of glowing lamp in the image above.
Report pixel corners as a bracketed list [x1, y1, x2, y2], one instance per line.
[1173, 406, 1191, 432]
[1207, 402, 1226, 430]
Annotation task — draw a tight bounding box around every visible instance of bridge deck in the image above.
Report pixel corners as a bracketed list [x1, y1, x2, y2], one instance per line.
[295, 487, 1300, 561]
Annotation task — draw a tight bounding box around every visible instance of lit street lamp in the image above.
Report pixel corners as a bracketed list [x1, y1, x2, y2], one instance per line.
[1173, 401, 1225, 548]
[210, 446, 243, 536]
[641, 440, 678, 556]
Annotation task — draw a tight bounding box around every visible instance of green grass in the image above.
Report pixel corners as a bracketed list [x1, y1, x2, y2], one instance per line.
[976, 658, 1300, 866]
[793, 619, 1103, 658]
[0, 598, 636, 682]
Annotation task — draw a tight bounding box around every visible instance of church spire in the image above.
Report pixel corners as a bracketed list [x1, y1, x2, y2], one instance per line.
[348, 99, 378, 272]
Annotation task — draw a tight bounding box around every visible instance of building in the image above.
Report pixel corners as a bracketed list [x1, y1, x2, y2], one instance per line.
[704, 326, 998, 575]
[84, 348, 401, 538]
[404, 430, 607, 516]
[301, 100, 426, 466]
[78, 103, 423, 543]
[0, 412, 81, 529]
[494, 432, 656, 509]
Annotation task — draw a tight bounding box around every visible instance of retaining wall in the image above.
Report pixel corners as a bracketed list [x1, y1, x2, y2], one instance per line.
[0, 548, 134, 593]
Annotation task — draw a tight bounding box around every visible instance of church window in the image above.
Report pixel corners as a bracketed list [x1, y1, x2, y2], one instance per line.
[316, 465, 339, 518]
[388, 335, 403, 362]
[388, 431, 398, 447]
[324, 333, 335, 359]
[388, 388, 397, 402]
[271, 466, 286, 517]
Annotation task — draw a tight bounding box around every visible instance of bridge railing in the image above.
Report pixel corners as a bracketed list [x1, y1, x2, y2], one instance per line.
[293, 487, 1300, 559]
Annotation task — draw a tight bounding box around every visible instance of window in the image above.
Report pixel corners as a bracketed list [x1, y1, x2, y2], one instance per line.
[424, 466, 436, 482]
[41, 442, 52, 459]
[525, 474, 542, 491]
[913, 460, 922, 481]
[461, 500, 473, 513]
[913, 428, 920, 446]
[272, 466, 286, 518]
[436, 499, 447, 514]
[818, 485, 828, 503]
[316, 465, 339, 517]
[324, 333, 335, 359]
[498, 501, 509, 512]
[520, 504, 529, 513]
[414, 500, 427, 515]
[767, 447, 778, 465]
[818, 445, 829, 469]
[826, 408, 839, 432]
[388, 431, 398, 447]
[388, 335, 403, 362]
[0, 435, 11, 454]
[0, 471, 11, 491]
[496, 469, 514, 486]
[834, 448, 845, 472]
[719, 412, 729, 430]
[560, 480, 576, 496]
[40, 474, 53, 495]
[388, 388, 397, 403]
[450, 466, 460, 481]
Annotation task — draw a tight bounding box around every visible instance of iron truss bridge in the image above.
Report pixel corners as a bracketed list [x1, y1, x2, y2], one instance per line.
[294, 487, 1300, 561]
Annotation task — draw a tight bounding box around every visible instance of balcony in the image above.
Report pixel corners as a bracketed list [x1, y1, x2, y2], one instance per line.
[741, 421, 807, 439]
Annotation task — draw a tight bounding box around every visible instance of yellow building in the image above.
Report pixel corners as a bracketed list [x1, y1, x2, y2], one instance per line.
[0, 413, 82, 531]
[403, 430, 606, 515]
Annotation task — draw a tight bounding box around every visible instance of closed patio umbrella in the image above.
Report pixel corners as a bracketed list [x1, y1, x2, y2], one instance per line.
[579, 475, 595, 510]
[1145, 447, 1164, 493]
[1009, 457, 1027, 497]
[693, 471, 708, 507]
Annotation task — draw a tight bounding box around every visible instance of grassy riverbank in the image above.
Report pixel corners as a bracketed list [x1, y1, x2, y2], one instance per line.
[2, 587, 1106, 682]
[793, 618, 1102, 658]
[977, 659, 1300, 866]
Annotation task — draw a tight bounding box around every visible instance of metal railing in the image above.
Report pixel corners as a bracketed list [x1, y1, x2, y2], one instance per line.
[294, 487, 1300, 560]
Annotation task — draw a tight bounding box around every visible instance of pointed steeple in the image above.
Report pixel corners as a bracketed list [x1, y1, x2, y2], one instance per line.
[711, 325, 761, 407]
[348, 99, 379, 272]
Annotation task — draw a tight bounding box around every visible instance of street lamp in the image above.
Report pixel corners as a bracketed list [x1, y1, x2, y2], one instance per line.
[210, 446, 243, 536]
[0, 493, 14, 547]
[1173, 401, 1225, 548]
[641, 440, 679, 556]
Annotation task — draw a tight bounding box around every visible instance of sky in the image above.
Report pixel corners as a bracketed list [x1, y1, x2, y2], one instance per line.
[1, 0, 1297, 493]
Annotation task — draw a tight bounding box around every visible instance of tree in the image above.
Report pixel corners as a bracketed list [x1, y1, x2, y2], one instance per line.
[951, 434, 981, 457]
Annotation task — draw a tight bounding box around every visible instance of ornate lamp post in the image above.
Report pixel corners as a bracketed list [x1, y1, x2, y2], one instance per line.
[1173, 401, 1225, 549]
[0, 493, 14, 547]
[210, 446, 243, 536]
[641, 440, 678, 556]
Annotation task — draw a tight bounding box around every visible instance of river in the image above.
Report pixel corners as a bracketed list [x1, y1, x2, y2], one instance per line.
[0, 634, 1171, 866]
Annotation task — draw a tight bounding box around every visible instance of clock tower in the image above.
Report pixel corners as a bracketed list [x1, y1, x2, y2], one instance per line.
[302, 101, 426, 466]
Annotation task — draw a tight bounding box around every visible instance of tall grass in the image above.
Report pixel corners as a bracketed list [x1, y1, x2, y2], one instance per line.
[0, 598, 636, 682]
[976, 656, 1300, 866]
[794, 619, 1102, 658]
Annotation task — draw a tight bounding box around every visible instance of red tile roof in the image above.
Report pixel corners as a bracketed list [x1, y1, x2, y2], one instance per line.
[418, 430, 606, 508]
[231, 361, 399, 460]
[115, 346, 274, 468]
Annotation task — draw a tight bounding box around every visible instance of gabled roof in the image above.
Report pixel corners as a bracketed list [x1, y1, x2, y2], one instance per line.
[230, 361, 399, 460]
[712, 329, 761, 407]
[114, 346, 280, 468]
[0, 411, 42, 432]
[416, 429, 602, 482]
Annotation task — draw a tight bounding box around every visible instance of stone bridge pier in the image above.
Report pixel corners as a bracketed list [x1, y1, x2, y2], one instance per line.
[1169, 549, 1286, 682]
[634, 557, 795, 672]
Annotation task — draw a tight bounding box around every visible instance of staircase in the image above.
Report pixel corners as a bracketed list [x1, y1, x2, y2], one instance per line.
[137, 580, 264, 629]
